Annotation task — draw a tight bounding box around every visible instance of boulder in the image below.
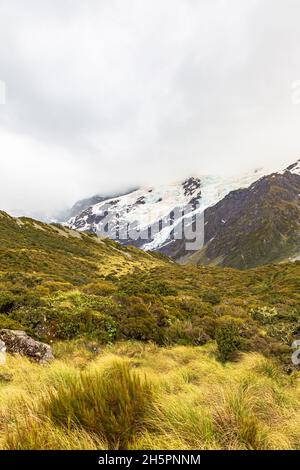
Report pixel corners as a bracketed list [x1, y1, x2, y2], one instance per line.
[0, 329, 54, 363]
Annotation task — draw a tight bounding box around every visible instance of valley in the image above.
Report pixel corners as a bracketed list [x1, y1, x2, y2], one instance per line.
[0, 210, 299, 449]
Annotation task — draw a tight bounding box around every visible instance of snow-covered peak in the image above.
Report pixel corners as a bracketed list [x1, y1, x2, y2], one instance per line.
[67, 169, 271, 250]
[68, 177, 202, 232]
[67, 159, 300, 252]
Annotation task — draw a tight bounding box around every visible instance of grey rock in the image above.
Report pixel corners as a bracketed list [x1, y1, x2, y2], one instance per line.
[0, 330, 54, 363]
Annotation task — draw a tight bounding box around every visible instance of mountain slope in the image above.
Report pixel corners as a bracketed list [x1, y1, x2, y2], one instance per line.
[0, 211, 167, 283]
[64, 160, 300, 269]
[165, 161, 300, 268]
[66, 168, 268, 251]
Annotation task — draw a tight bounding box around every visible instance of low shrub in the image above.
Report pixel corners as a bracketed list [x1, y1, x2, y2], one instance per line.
[250, 306, 278, 325]
[10, 306, 116, 342]
[215, 322, 241, 362]
[201, 291, 221, 305]
[82, 281, 117, 296]
[165, 320, 210, 346]
[178, 299, 213, 317]
[119, 279, 177, 296]
[120, 316, 164, 343]
[0, 292, 16, 313]
[0, 313, 24, 330]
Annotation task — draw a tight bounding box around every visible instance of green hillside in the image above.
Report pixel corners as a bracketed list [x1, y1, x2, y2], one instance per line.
[0, 211, 299, 368]
[0, 211, 300, 450]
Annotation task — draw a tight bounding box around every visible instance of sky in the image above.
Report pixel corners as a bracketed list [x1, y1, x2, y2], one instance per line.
[1, 0, 300, 217]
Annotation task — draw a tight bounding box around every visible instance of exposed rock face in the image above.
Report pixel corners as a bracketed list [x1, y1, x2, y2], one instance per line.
[0, 330, 54, 363]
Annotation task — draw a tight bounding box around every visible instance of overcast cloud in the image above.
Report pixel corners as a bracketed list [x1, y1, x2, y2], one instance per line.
[1, 0, 300, 216]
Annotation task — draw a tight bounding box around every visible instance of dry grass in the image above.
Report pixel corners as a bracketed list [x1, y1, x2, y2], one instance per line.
[0, 342, 299, 450]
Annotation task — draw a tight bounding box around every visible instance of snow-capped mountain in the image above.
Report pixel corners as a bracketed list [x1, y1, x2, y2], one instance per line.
[160, 159, 300, 267]
[67, 177, 201, 247]
[66, 166, 269, 251]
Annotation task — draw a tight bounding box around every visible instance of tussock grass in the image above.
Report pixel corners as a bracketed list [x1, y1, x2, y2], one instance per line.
[0, 342, 300, 450]
[4, 415, 105, 450]
[42, 361, 153, 450]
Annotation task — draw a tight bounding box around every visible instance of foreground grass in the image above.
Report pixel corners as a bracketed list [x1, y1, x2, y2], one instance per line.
[0, 341, 300, 450]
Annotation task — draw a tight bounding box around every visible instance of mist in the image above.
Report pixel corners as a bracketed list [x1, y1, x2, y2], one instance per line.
[1, 0, 300, 216]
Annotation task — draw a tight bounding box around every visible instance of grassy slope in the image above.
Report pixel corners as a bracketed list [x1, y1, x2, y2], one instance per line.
[1, 341, 300, 450]
[0, 211, 300, 449]
[0, 211, 166, 281]
[0, 211, 299, 362]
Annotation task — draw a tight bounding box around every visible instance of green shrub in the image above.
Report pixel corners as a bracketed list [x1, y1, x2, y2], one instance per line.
[178, 299, 213, 317]
[0, 292, 16, 313]
[120, 316, 164, 343]
[197, 315, 218, 338]
[114, 296, 169, 343]
[119, 279, 177, 296]
[165, 319, 210, 346]
[215, 322, 241, 362]
[41, 280, 73, 292]
[82, 281, 117, 296]
[11, 306, 116, 342]
[202, 291, 221, 305]
[0, 313, 24, 330]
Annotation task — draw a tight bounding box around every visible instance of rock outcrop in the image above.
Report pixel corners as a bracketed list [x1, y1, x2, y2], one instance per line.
[0, 330, 54, 363]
